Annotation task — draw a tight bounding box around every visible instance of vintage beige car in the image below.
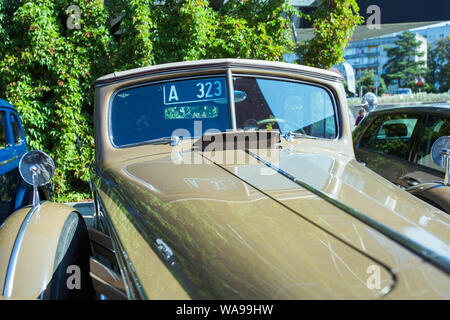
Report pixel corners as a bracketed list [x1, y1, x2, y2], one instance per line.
[1, 59, 450, 300]
[89, 59, 450, 299]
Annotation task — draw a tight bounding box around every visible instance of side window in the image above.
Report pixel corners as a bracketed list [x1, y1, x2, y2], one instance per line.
[416, 116, 450, 172]
[0, 111, 7, 149]
[10, 113, 24, 145]
[359, 116, 384, 149]
[360, 114, 420, 160]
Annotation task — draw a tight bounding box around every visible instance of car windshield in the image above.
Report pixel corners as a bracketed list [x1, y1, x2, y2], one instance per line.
[110, 75, 338, 147]
[233, 77, 337, 139]
[110, 76, 230, 147]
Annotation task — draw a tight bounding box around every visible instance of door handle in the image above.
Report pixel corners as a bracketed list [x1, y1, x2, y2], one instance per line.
[156, 238, 175, 266]
[403, 176, 420, 186]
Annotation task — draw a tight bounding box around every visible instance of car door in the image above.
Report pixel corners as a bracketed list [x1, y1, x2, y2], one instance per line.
[413, 114, 450, 178]
[354, 112, 423, 188]
[0, 108, 17, 223]
[0, 108, 33, 224]
[399, 113, 450, 212]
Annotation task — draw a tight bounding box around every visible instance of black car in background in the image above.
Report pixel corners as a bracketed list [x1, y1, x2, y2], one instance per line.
[353, 104, 450, 213]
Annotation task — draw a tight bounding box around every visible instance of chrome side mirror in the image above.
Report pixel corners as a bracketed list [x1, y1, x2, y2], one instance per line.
[431, 136, 450, 186]
[234, 90, 247, 103]
[214, 90, 247, 104]
[19, 150, 55, 208]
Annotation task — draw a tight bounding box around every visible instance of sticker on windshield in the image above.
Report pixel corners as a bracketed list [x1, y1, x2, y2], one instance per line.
[163, 78, 226, 105]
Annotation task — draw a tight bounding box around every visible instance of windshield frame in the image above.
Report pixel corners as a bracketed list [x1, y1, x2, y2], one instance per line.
[108, 73, 233, 148]
[231, 73, 341, 140]
[107, 70, 341, 148]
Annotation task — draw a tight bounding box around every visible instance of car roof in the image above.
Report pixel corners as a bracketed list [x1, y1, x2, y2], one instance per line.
[369, 104, 450, 117]
[0, 98, 16, 110]
[94, 58, 345, 86]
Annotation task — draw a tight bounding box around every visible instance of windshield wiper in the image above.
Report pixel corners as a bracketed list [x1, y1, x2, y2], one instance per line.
[283, 131, 317, 141]
[122, 136, 182, 148]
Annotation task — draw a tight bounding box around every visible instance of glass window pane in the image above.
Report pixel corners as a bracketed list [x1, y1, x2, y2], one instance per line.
[0, 111, 7, 149]
[371, 114, 419, 160]
[233, 77, 337, 139]
[10, 114, 23, 145]
[416, 116, 450, 172]
[110, 76, 229, 147]
[359, 116, 384, 149]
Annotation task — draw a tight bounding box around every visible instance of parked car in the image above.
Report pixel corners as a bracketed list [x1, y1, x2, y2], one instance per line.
[396, 88, 413, 96]
[353, 105, 450, 213]
[0, 99, 52, 223]
[0, 99, 94, 299]
[2, 60, 449, 300]
[88, 59, 450, 300]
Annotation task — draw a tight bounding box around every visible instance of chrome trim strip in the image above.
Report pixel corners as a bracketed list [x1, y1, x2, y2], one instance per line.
[94, 61, 344, 87]
[229, 62, 345, 83]
[96, 65, 229, 87]
[89, 272, 126, 299]
[0, 154, 21, 167]
[2, 205, 40, 297]
[226, 68, 237, 130]
[246, 149, 450, 276]
[405, 182, 444, 192]
[93, 189, 147, 299]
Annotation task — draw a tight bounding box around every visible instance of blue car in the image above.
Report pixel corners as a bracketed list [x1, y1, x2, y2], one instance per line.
[0, 98, 50, 224]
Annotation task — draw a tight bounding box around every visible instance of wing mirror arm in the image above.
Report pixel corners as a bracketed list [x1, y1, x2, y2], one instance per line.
[430, 136, 450, 187]
[30, 164, 42, 208]
[440, 148, 450, 186]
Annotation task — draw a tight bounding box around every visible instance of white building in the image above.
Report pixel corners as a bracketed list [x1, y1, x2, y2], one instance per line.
[410, 21, 450, 44]
[288, 15, 450, 92]
[341, 32, 428, 83]
[335, 21, 450, 93]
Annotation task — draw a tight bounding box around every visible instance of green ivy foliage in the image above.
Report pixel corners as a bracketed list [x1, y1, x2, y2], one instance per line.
[109, 0, 156, 69]
[0, 0, 359, 201]
[0, 0, 113, 201]
[208, 0, 296, 60]
[299, 0, 363, 69]
[114, 0, 296, 65]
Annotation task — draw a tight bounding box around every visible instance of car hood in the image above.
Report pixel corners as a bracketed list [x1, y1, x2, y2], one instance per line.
[101, 144, 450, 299]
